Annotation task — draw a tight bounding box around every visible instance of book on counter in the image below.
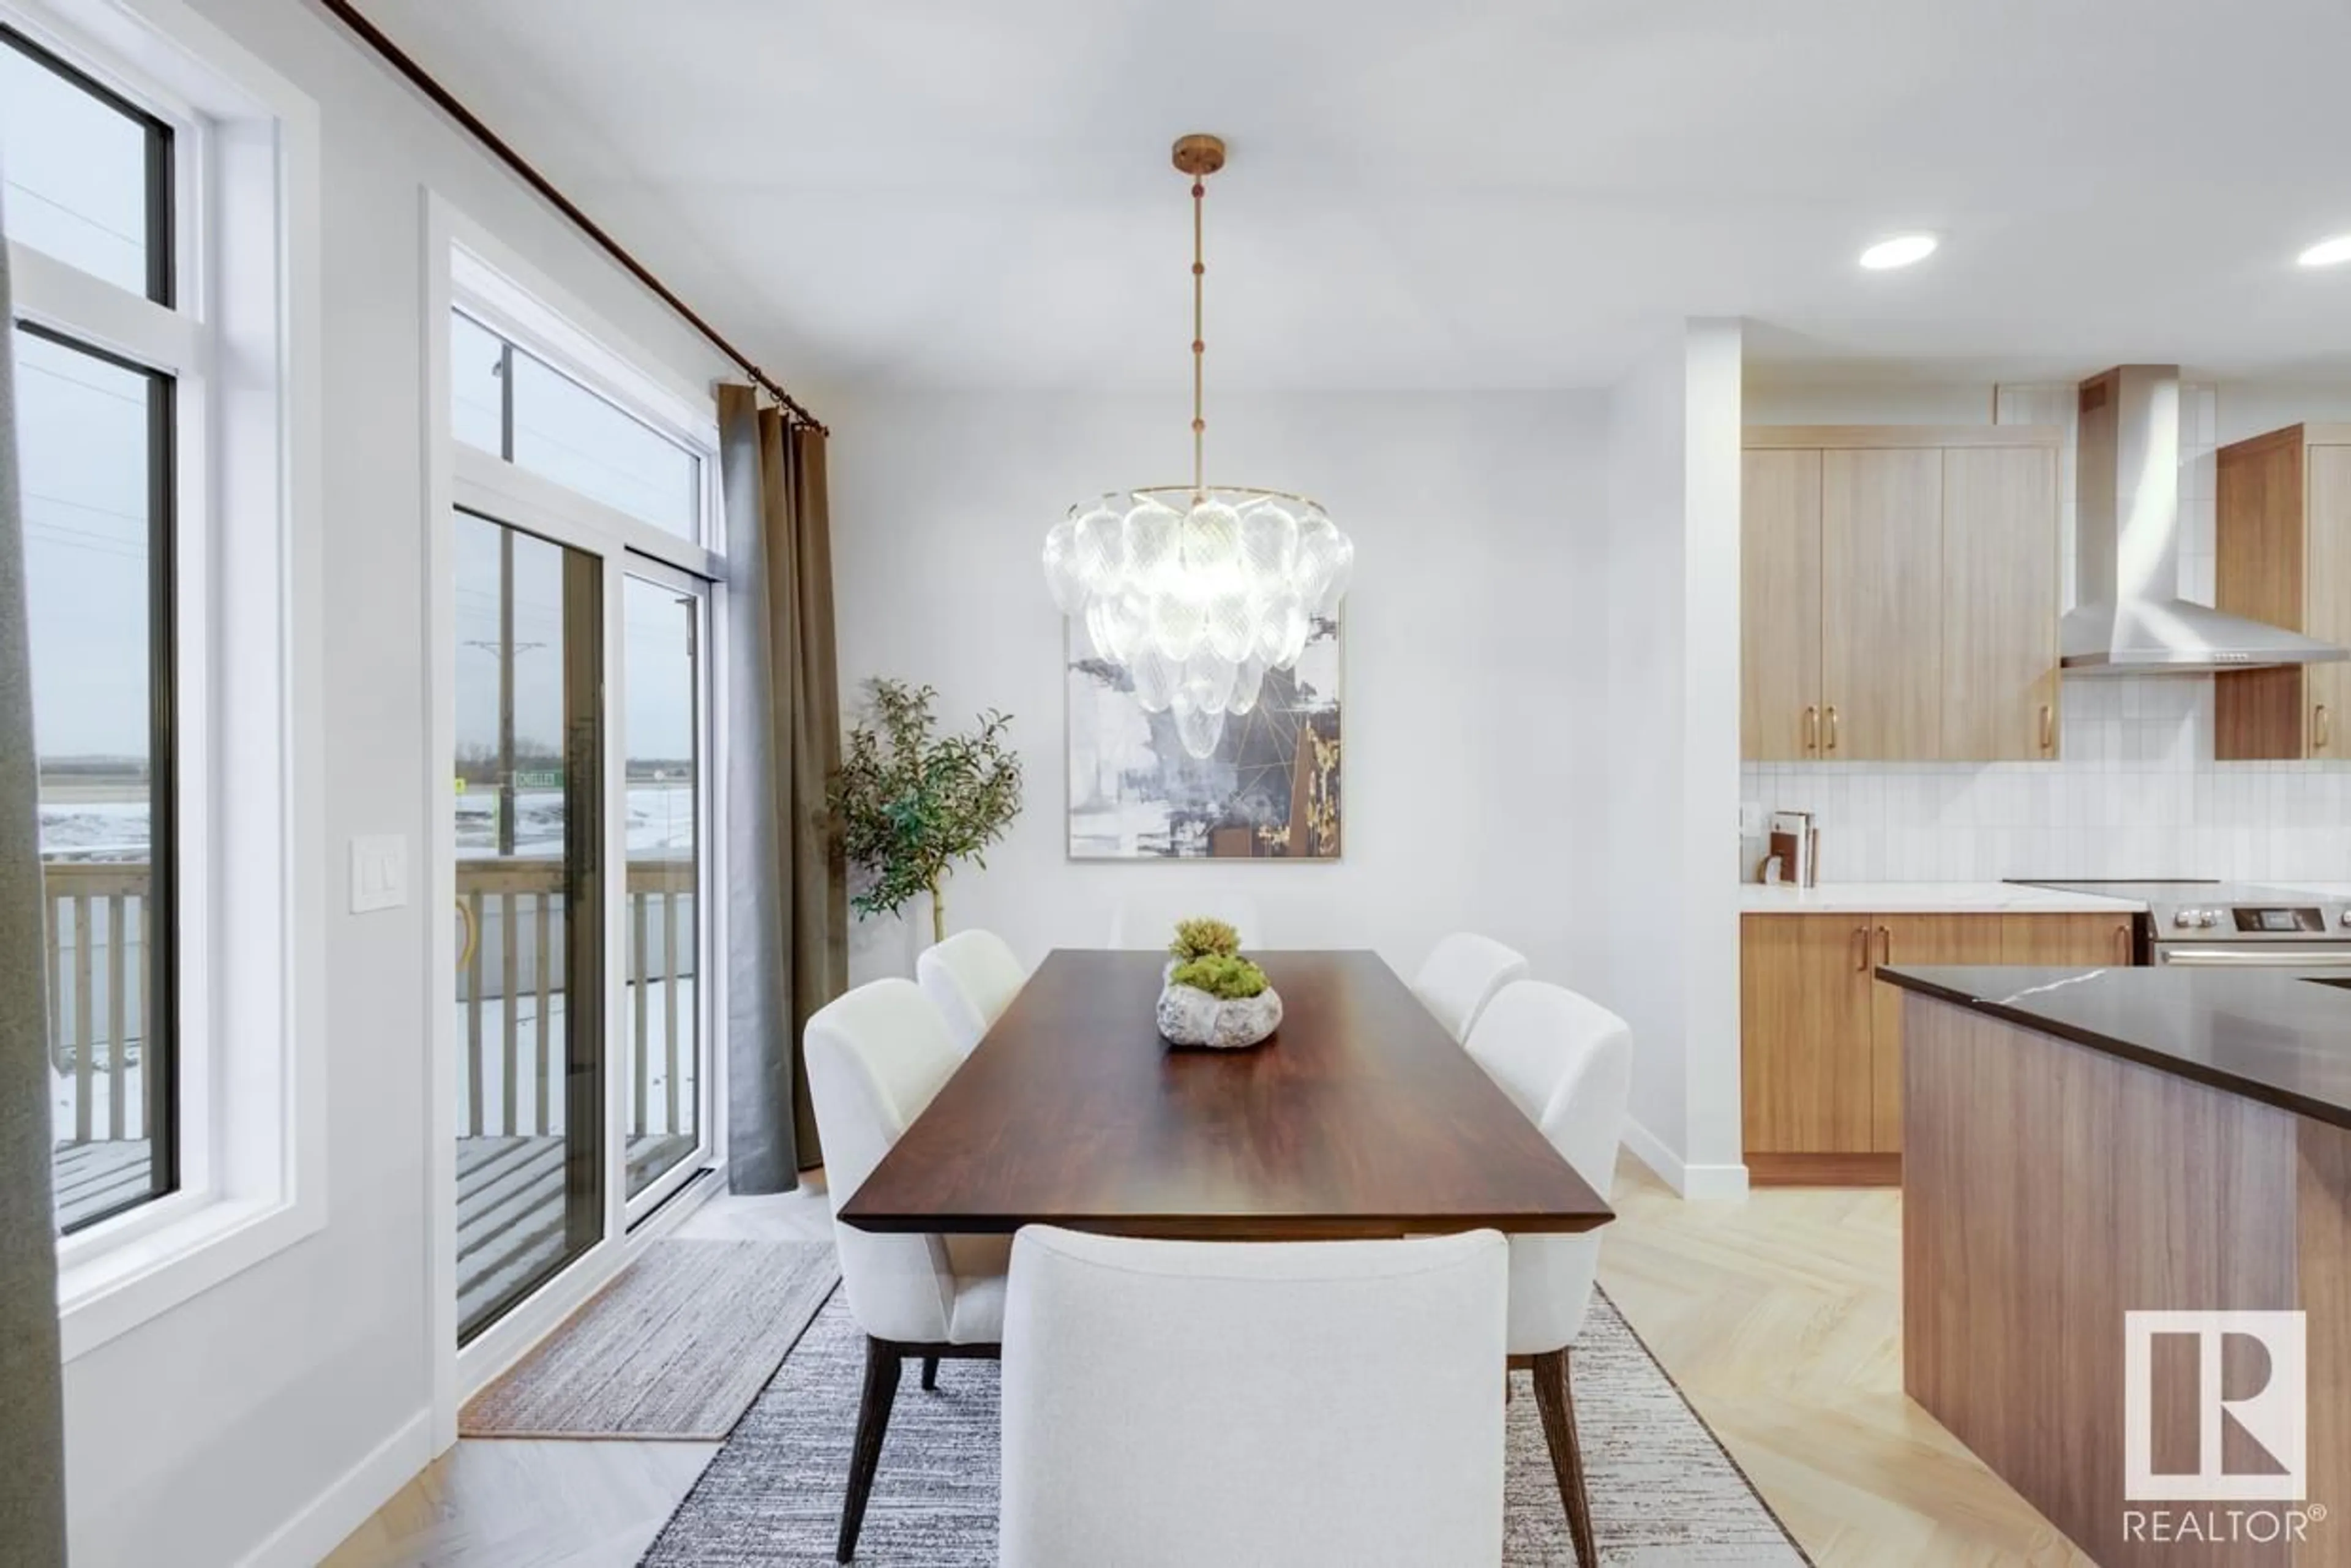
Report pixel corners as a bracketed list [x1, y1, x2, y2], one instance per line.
[1766, 811, 1818, 887]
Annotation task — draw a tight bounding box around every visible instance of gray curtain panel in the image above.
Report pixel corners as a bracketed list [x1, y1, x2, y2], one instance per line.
[0, 207, 72, 1562]
[718, 386, 846, 1190]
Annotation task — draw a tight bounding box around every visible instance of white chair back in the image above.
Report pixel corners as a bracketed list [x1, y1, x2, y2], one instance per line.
[1411, 931, 1531, 1042]
[1463, 981, 1632, 1356]
[1106, 889, 1265, 951]
[802, 978, 966, 1343]
[916, 928, 1027, 1057]
[1000, 1226, 1508, 1567]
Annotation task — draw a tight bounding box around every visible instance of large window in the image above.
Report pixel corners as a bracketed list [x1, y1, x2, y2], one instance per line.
[4, 27, 181, 1233]
[6, 0, 318, 1359]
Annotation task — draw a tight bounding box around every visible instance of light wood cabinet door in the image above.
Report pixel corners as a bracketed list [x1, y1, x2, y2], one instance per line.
[1821, 448, 1944, 760]
[1866, 914, 2007, 1153]
[1940, 446, 2061, 760]
[1742, 915, 1875, 1154]
[1741, 450, 1822, 760]
[2216, 430, 2309, 759]
[2307, 445, 2351, 759]
[2003, 911, 2137, 967]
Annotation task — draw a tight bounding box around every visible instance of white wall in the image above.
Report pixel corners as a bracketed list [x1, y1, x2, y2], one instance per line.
[1739, 375, 2351, 885]
[60, 3, 736, 1562]
[1602, 321, 1744, 1196]
[828, 389, 1612, 1003]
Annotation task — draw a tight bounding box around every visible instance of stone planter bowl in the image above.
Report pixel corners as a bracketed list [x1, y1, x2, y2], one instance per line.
[1157, 980, 1283, 1050]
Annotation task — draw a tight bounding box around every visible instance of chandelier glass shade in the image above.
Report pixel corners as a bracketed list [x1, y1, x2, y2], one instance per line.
[1044, 135, 1353, 760]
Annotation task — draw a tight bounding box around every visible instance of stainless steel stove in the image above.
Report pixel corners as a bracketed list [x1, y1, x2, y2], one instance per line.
[2014, 879, 2351, 967]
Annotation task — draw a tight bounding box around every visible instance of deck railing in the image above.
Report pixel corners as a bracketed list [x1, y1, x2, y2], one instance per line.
[454, 857, 697, 1141]
[42, 858, 697, 1149]
[42, 862, 154, 1146]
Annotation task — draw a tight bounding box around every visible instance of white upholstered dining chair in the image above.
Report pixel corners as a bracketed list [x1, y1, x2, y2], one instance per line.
[1412, 931, 1531, 1042]
[802, 978, 1010, 1562]
[999, 1226, 1509, 1567]
[1462, 980, 1632, 1566]
[915, 928, 1027, 1057]
[1106, 888, 1264, 951]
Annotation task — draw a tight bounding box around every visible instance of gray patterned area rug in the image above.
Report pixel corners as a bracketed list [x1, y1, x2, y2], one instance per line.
[642, 1285, 1809, 1565]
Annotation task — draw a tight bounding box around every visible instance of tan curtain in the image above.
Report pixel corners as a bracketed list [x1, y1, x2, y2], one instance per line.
[0, 204, 70, 1559]
[718, 386, 846, 1187]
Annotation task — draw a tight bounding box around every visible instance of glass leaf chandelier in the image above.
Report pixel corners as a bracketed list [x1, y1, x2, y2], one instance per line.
[1043, 133, 1352, 760]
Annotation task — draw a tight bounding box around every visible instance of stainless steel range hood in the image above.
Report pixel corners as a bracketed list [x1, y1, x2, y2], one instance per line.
[2060, 365, 2349, 673]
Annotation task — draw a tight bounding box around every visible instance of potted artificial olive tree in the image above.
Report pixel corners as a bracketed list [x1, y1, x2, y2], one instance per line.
[828, 678, 1022, 945]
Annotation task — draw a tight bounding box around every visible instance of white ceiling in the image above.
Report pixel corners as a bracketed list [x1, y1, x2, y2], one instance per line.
[355, 0, 2351, 392]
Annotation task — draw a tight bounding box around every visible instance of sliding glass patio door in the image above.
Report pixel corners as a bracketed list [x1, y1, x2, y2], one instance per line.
[451, 511, 607, 1342]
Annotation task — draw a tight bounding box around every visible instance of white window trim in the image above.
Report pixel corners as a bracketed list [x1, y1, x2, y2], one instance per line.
[5, 0, 326, 1361]
[422, 192, 729, 1448]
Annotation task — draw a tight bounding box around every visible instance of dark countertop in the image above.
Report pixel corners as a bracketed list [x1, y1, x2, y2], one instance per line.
[1878, 964, 2351, 1128]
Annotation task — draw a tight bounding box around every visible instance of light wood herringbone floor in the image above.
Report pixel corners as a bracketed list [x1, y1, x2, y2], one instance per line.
[328, 1159, 2091, 1567]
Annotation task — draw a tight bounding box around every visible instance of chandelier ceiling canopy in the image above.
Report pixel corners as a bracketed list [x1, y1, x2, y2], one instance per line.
[1043, 134, 1353, 760]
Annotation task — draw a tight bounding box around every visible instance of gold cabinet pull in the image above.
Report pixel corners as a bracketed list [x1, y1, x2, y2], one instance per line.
[2319, 704, 2333, 752]
[1853, 925, 1870, 973]
[1804, 705, 1820, 753]
[2039, 703, 2054, 754]
[2115, 922, 2132, 965]
[1877, 923, 1891, 967]
[1825, 705, 1840, 752]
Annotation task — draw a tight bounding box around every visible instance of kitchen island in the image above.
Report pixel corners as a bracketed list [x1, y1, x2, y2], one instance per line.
[1880, 962, 2351, 1566]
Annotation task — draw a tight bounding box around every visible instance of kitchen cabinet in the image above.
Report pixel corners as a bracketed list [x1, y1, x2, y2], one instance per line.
[1741, 450, 1822, 760]
[1742, 427, 2063, 763]
[1742, 909, 2135, 1184]
[1821, 448, 1944, 760]
[2216, 424, 2351, 759]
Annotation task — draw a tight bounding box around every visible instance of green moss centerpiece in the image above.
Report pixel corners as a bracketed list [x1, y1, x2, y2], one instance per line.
[1157, 918, 1282, 1049]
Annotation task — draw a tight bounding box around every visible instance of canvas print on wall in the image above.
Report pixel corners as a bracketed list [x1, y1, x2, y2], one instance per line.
[1067, 617, 1343, 860]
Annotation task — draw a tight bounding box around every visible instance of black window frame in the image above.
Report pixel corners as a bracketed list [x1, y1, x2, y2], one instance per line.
[15, 321, 181, 1234]
[0, 23, 176, 307]
[7, 21, 184, 1231]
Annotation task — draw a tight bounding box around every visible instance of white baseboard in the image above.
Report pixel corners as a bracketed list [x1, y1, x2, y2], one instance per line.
[1621, 1117, 1749, 1201]
[238, 1407, 432, 1568]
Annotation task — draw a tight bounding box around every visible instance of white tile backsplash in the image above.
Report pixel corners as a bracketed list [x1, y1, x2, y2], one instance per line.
[1744, 678, 2351, 882]
[1744, 382, 2349, 886]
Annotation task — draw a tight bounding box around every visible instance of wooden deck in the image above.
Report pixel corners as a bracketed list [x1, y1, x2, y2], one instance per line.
[54, 1139, 153, 1231]
[457, 1133, 696, 1334]
[54, 1134, 698, 1328]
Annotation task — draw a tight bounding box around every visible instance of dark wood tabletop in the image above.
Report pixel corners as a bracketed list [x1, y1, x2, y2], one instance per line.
[838, 948, 1614, 1241]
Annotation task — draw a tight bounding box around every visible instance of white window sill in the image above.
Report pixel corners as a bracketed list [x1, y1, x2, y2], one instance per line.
[59, 1190, 324, 1362]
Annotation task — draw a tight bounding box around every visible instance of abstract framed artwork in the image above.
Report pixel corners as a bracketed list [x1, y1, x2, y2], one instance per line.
[1066, 615, 1343, 860]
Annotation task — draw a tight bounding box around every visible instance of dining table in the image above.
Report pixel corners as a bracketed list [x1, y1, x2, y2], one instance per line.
[839, 947, 1614, 1242]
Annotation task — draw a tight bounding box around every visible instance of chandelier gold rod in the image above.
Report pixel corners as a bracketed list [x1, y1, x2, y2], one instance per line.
[1191, 168, 1206, 497]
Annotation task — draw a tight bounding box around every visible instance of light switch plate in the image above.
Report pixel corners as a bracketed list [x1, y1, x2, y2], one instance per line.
[1738, 801, 1766, 837]
[350, 835, 408, 913]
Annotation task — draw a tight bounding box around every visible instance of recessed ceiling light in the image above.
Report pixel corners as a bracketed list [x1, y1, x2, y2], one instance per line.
[1859, 234, 1938, 271]
[2298, 235, 2351, 268]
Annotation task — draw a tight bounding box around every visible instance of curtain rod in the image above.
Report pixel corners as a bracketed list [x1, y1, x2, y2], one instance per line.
[311, 0, 828, 435]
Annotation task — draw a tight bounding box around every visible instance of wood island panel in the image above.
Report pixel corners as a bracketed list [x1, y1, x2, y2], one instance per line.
[1904, 994, 2351, 1566]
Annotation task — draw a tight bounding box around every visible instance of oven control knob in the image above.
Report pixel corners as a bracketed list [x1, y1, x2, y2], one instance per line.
[2200, 909, 2220, 928]
[2173, 910, 2195, 928]
[2341, 909, 2350, 929]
